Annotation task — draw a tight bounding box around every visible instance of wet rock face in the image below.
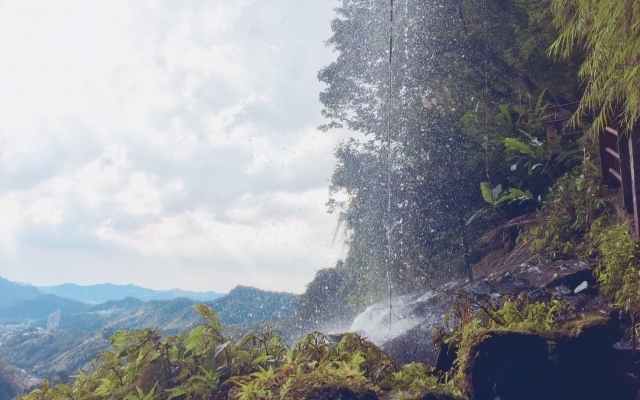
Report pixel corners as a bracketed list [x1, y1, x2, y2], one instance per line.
[467, 315, 639, 400]
[348, 259, 607, 365]
[306, 387, 378, 400]
[470, 332, 552, 400]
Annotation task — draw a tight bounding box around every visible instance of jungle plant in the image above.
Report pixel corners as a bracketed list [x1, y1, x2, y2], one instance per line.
[466, 93, 584, 236]
[229, 332, 399, 400]
[21, 305, 468, 400]
[522, 159, 607, 255]
[433, 289, 577, 391]
[388, 362, 466, 400]
[550, 0, 640, 134]
[591, 221, 640, 348]
[475, 93, 582, 211]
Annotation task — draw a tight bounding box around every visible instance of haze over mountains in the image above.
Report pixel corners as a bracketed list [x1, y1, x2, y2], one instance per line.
[0, 277, 224, 308]
[0, 276, 298, 383]
[39, 283, 225, 304]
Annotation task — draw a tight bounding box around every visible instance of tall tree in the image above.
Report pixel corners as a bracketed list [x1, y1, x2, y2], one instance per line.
[315, 0, 583, 307]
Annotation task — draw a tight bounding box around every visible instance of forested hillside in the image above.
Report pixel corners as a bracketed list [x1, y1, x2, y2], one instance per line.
[0, 286, 297, 384]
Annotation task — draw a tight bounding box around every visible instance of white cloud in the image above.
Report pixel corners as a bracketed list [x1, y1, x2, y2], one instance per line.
[0, 0, 350, 293]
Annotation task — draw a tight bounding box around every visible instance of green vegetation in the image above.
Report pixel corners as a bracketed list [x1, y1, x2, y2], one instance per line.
[306, 0, 586, 319]
[433, 290, 578, 390]
[592, 221, 640, 321]
[14, 0, 640, 398]
[550, 0, 640, 133]
[21, 306, 464, 400]
[0, 286, 298, 386]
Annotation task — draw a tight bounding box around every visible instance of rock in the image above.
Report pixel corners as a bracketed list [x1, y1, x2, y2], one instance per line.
[349, 273, 551, 364]
[306, 387, 378, 400]
[465, 314, 639, 400]
[435, 342, 457, 373]
[417, 393, 461, 400]
[348, 258, 607, 366]
[574, 281, 588, 294]
[468, 331, 552, 400]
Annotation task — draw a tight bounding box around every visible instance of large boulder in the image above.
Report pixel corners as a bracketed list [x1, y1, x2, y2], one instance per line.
[465, 314, 638, 400]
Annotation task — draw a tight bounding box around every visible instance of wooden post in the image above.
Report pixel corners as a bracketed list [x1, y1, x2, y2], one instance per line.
[600, 127, 621, 188]
[618, 130, 634, 213]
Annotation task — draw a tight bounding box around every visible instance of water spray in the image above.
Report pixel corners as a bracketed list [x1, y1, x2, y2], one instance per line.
[386, 0, 394, 337]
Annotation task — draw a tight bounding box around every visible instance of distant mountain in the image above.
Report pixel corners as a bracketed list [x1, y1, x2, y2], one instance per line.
[38, 283, 224, 303]
[0, 294, 91, 321]
[0, 277, 42, 309]
[0, 285, 298, 381]
[87, 297, 144, 312]
[210, 286, 298, 325]
[60, 286, 298, 335]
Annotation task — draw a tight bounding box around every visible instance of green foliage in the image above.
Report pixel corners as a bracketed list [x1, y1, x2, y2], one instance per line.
[319, 0, 584, 304]
[550, 0, 640, 133]
[522, 159, 607, 255]
[434, 290, 577, 390]
[592, 222, 640, 317]
[474, 94, 582, 214]
[388, 362, 466, 400]
[20, 306, 469, 400]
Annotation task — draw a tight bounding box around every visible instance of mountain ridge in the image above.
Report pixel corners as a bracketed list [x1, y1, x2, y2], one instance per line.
[0, 277, 42, 309]
[38, 282, 225, 303]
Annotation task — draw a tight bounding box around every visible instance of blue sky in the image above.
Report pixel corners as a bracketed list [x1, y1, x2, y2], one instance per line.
[0, 0, 350, 293]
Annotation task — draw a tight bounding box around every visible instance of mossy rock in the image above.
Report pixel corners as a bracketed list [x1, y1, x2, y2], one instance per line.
[464, 314, 638, 400]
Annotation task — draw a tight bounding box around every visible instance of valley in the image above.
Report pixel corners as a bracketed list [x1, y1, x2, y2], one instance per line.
[0, 277, 297, 388]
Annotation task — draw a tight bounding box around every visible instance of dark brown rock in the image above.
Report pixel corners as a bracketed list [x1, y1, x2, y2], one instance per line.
[466, 315, 639, 400]
[305, 387, 378, 400]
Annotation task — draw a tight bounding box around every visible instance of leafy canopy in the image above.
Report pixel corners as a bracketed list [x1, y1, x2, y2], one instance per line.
[550, 0, 640, 132]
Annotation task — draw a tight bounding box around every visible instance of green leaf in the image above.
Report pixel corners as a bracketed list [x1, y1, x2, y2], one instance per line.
[504, 138, 535, 157]
[513, 105, 527, 116]
[214, 341, 231, 359]
[495, 188, 533, 205]
[497, 104, 511, 122]
[480, 182, 495, 206]
[556, 149, 580, 164]
[466, 206, 491, 225]
[168, 388, 188, 399]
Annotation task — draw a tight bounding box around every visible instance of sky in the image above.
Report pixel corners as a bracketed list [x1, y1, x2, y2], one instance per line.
[0, 0, 351, 294]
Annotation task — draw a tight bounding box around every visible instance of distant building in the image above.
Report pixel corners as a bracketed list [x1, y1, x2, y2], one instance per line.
[46, 309, 61, 331]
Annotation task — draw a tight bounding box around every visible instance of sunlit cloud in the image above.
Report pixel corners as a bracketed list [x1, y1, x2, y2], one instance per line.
[0, 0, 349, 293]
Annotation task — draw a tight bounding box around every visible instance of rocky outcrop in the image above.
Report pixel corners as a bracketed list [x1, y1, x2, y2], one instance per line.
[465, 314, 639, 400]
[348, 258, 608, 365]
[347, 257, 640, 399]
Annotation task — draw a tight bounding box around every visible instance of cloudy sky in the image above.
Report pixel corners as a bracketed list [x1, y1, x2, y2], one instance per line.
[0, 0, 351, 293]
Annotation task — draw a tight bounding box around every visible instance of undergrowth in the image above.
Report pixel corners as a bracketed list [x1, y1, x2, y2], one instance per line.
[21, 306, 463, 400]
[521, 159, 608, 256]
[433, 290, 577, 391]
